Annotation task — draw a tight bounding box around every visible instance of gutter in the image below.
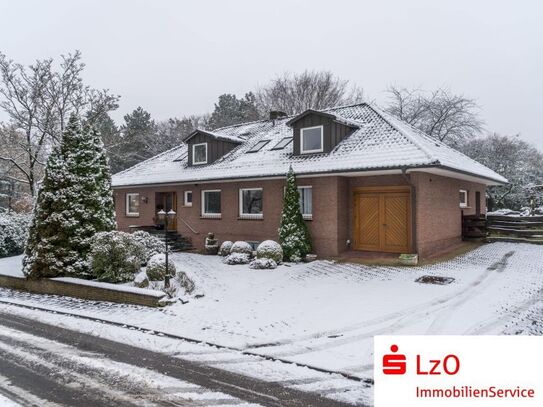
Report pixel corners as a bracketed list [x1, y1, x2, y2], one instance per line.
[112, 164, 506, 189]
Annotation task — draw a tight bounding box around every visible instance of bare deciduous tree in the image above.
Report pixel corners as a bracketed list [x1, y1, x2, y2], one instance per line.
[461, 133, 543, 210]
[0, 51, 119, 196]
[385, 86, 483, 146]
[256, 70, 364, 115]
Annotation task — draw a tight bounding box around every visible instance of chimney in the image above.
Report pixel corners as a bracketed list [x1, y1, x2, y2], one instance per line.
[269, 110, 287, 121]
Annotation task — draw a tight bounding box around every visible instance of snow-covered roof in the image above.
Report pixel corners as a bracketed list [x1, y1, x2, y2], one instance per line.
[112, 103, 507, 187]
[184, 129, 244, 144]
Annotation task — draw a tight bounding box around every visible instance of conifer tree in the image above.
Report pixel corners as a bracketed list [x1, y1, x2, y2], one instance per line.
[23, 115, 115, 278]
[278, 167, 312, 261]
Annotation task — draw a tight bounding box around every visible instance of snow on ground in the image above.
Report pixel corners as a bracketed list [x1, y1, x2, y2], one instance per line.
[0, 323, 262, 407]
[0, 242, 542, 406]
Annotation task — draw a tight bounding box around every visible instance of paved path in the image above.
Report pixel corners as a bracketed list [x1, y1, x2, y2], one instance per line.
[0, 311, 354, 407]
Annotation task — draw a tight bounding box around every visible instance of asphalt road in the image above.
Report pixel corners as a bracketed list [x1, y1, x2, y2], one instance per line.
[0, 311, 354, 407]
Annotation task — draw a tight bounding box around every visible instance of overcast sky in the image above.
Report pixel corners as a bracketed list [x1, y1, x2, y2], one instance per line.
[1, 0, 542, 148]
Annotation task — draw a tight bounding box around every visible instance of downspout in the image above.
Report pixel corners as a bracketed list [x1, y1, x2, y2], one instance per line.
[401, 167, 418, 254]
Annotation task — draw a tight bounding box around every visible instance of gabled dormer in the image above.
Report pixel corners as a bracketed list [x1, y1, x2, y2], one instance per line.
[184, 129, 242, 166]
[286, 109, 359, 156]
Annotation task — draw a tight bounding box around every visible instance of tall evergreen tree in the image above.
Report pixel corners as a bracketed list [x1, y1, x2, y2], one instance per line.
[278, 167, 312, 261]
[23, 115, 115, 278]
[208, 93, 262, 129]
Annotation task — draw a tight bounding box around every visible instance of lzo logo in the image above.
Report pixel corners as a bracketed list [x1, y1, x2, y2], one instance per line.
[382, 344, 460, 376]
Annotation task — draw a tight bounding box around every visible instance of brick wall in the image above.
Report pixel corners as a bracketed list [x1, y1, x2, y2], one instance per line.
[0, 275, 165, 307]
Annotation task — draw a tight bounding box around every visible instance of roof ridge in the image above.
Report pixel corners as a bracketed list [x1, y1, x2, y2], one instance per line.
[321, 101, 368, 112]
[367, 103, 439, 164]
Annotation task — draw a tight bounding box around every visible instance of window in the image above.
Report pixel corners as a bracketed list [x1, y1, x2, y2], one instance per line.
[192, 143, 207, 165]
[239, 188, 263, 219]
[246, 140, 270, 153]
[298, 186, 312, 220]
[184, 191, 193, 207]
[459, 189, 468, 208]
[271, 137, 293, 150]
[201, 190, 221, 218]
[300, 126, 323, 154]
[126, 193, 140, 216]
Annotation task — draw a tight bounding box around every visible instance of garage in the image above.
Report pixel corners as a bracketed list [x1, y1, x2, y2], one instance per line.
[353, 186, 412, 253]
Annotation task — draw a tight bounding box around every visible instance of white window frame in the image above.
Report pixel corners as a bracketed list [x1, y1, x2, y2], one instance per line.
[459, 189, 468, 208]
[298, 186, 313, 220]
[184, 190, 193, 207]
[201, 189, 221, 218]
[192, 142, 208, 165]
[125, 193, 140, 216]
[239, 188, 264, 219]
[300, 125, 324, 154]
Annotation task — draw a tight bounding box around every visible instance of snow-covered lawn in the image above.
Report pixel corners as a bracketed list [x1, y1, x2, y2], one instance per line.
[0, 242, 542, 401]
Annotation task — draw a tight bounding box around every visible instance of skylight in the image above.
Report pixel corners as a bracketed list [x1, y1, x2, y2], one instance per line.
[271, 137, 292, 150]
[173, 152, 188, 162]
[246, 139, 270, 153]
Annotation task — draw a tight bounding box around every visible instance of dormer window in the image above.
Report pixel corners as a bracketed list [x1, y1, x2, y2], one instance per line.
[192, 143, 207, 165]
[300, 126, 323, 154]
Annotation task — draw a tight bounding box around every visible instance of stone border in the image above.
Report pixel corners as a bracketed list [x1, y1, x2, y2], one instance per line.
[0, 274, 166, 307]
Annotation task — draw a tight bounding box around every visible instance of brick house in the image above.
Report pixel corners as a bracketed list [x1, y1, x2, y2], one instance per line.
[111, 103, 506, 259]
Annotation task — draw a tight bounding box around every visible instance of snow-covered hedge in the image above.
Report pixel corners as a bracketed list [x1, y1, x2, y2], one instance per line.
[249, 258, 277, 270]
[256, 240, 282, 263]
[218, 241, 233, 256]
[0, 210, 31, 258]
[90, 231, 145, 283]
[131, 230, 165, 263]
[230, 241, 253, 256]
[146, 253, 176, 281]
[223, 252, 251, 265]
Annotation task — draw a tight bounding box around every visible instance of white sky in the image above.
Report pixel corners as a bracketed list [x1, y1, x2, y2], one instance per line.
[1, 0, 542, 149]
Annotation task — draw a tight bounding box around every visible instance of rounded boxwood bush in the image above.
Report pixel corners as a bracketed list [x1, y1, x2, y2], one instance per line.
[90, 231, 145, 283]
[223, 252, 251, 265]
[218, 241, 233, 256]
[249, 258, 277, 270]
[131, 230, 166, 264]
[256, 240, 283, 263]
[230, 241, 253, 256]
[146, 253, 176, 281]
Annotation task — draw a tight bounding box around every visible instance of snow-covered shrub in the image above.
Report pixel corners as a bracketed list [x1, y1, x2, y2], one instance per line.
[256, 240, 282, 263]
[131, 230, 165, 263]
[223, 252, 251, 265]
[249, 258, 277, 270]
[90, 231, 144, 283]
[134, 270, 149, 288]
[218, 241, 233, 256]
[230, 241, 253, 256]
[146, 253, 176, 281]
[0, 210, 31, 258]
[175, 270, 195, 294]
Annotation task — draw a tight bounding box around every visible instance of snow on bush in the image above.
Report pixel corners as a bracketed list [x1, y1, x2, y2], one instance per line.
[256, 240, 282, 263]
[175, 270, 195, 294]
[134, 270, 149, 288]
[223, 252, 251, 265]
[230, 241, 253, 256]
[218, 241, 233, 256]
[131, 230, 165, 263]
[90, 231, 145, 283]
[249, 258, 277, 270]
[0, 210, 31, 258]
[146, 253, 176, 281]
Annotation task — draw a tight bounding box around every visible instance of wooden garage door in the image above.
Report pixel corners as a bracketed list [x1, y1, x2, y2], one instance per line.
[353, 188, 411, 253]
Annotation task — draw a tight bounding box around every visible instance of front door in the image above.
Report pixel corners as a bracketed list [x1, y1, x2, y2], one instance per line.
[353, 187, 411, 253]
[155, 192, 177, 230]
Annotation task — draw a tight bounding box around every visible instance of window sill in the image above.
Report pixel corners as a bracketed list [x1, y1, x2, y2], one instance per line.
[238, 214, 264, 220]
[126, 214, 140, 218]
[302, 214, 313, 221]
[201, 214, 221, 219]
